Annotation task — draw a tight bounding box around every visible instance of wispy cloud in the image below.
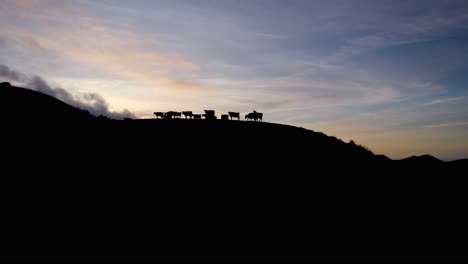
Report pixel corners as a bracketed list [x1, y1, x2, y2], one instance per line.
[0, 64, 28, 82]
[0, 0, 206, 93]
[1, 64, 135, 119]
[1, 0, 464, 105]
[425, 96, 466, 105]
[425, 121, 468, 128]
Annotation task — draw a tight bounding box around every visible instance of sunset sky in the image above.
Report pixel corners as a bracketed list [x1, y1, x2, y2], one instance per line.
[1, 0, 468, 160]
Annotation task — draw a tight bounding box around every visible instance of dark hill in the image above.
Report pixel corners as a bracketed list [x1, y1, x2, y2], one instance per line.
[1, 82, 376, 163]
[1, 82, 93, 122]
[2, 83, 468, 262]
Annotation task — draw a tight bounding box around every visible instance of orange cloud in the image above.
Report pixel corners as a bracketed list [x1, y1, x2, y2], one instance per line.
[1, 0, 208, 93]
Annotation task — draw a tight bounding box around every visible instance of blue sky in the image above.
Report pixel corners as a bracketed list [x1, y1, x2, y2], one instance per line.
[1, 0, 468, 160]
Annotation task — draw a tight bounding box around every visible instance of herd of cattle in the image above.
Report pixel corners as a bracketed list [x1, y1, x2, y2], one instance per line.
[153, 110, 263, 121]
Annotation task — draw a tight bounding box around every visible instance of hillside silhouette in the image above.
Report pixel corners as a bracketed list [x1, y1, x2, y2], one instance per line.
[1, 82, 95, 122]
[2, 83, 468, 261]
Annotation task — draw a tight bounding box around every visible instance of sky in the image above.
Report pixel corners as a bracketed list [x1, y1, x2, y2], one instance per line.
[1, 0, 468, 160]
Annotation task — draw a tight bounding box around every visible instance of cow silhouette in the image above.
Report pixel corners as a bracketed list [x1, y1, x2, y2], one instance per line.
[203, 110, 216, 120]
[245, 111, 263, 121]
[153, 112, 165, 119]
[228, 112, 240, 120]
[164, 111, 181, 119]
[182, 111, 194, 119]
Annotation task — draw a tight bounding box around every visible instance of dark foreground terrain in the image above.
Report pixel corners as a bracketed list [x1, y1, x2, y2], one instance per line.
[1, 83, 468, 262]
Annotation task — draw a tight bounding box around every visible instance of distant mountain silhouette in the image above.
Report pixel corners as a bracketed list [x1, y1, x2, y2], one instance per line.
[398, 154, 445, 168]
[401, 154, 444, 163]
[448, 158, 468, 166]
[2, 83, 467, 262]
